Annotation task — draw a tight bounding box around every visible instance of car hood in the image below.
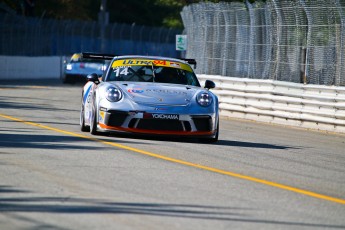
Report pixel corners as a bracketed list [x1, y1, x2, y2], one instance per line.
[111, 82, 199, 106]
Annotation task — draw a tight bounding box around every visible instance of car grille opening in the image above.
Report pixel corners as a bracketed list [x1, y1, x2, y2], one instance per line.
[104, 110, 128, 127]
[183, 121, 192, 131]
[192, 116, 212, 131]
[128, 118, 138, 128]
[135, 119, 184, 131]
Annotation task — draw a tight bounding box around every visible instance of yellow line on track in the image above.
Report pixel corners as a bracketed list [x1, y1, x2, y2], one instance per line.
[0, 86, 48, 90]
[1, 113, 345, 205]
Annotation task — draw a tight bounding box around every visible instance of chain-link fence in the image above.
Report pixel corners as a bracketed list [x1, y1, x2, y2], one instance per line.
[0, 13, 182, 57]
[181, 0, 345, 86]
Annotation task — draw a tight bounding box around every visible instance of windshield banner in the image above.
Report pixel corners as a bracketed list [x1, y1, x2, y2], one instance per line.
[112, 59, 193, 72]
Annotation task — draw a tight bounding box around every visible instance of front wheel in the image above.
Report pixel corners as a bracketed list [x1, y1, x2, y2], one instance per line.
[62, 74, 73, 84]
[90, 99, 99, 135]
[80, 102, 89, 132]
[199, 120, 219, 143]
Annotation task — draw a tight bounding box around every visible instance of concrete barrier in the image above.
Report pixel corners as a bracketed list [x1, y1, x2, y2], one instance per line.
[0, 56, 63, 80]
[198, 74, 345, 134]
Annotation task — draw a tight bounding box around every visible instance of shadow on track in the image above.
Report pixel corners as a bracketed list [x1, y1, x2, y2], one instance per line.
[213, 139, 294, 149]
[0, 186, 343, 229]
[108, 132, 294, 150]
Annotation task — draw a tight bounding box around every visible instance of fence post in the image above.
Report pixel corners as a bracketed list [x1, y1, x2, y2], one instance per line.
[300, 46, 307, 84]
[98, 0, 108, 53]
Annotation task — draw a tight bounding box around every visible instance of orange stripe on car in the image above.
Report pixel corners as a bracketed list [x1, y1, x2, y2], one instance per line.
[99, 123, 214, 136]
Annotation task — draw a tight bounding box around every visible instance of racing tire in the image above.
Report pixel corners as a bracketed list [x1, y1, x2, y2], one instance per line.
[62, 74, 70, 84]
[62, 74, 76, 84]
[80, 103, 89, 132]
[199, 120, 219, 143]
[90, 98, 99, 135]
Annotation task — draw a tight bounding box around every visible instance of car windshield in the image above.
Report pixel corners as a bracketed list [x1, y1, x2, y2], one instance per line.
[104, 59, 200, 86]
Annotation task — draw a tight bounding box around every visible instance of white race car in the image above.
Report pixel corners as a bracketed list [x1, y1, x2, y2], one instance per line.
[80, 53, 219, 143]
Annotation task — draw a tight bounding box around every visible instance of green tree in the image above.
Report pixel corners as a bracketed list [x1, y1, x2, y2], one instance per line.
[35, 0, 95, 20]
[2, 0, 259, 28]
[107, 0, 184, 28]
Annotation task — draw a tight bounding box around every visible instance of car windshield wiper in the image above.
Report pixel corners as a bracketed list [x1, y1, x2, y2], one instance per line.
[151, 62, 156, 82]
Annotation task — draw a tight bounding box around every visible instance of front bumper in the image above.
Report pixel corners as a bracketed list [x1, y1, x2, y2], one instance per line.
[98, 109, 217, 137]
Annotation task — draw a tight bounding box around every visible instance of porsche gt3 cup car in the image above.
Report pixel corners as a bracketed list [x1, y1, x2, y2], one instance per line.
[80, 53, 219, 143]
[61, 53, 108, 83]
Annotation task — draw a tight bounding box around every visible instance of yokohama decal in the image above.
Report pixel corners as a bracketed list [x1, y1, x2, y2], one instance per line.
[144, 113, 179, 120]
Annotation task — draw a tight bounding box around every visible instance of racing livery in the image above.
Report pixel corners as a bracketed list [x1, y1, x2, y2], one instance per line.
[80, 53, 219, 143]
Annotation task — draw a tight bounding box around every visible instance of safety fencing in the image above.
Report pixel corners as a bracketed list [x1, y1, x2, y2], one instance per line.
[0, 13, 181, 57]
[198, 75, 345, 133]
[181, 0, 345, 87]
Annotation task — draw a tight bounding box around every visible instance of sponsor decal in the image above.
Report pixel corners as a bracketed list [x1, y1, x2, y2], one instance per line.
[146, 89, 187, 95]
[112, 59, 193, 72]
[154, 107, 168, 111]
[121, 60, 167, 66]
[127, 88, 144, 93]
[99, 111, 105, 122]
[153, 60, 167, 65]
[113, 59, 165, 68]
[169, 62, 181, 68]
[144, 113, 179, 120]
[122, 60, 148, 65]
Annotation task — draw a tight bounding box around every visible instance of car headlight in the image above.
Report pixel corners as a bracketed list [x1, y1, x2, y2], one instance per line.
[66, 64, 72, 70]
[105, 87, 122, 102]
[196, 91, 213, 107]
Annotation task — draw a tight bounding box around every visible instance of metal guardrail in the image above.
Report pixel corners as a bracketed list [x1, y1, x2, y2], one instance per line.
[181, 0, 345, 86]
[198, 74, 345, 133]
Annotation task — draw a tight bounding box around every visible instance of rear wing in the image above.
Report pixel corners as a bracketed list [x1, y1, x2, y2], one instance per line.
[81, 52, 116, 60]
[180, 58, 197, 69]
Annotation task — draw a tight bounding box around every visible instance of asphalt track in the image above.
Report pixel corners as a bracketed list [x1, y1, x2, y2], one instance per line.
[0, 79, 344, 230]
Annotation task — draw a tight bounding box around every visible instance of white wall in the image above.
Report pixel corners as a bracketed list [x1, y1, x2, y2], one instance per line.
[0, 56, 63, 80]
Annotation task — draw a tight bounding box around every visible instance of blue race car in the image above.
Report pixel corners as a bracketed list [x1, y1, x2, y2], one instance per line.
[62, 53, 108, 83]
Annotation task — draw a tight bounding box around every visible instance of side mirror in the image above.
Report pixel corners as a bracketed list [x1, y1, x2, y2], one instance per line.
[87, 73, 100, 84]
[204, 80, 215, 89]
